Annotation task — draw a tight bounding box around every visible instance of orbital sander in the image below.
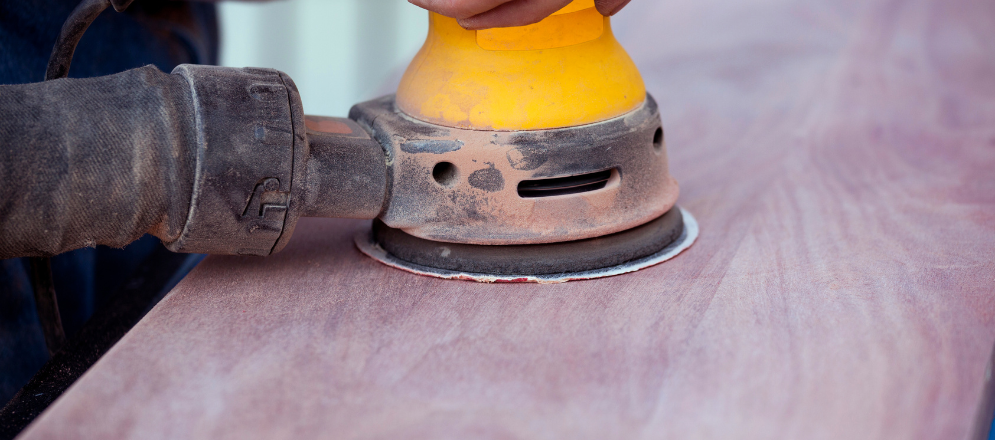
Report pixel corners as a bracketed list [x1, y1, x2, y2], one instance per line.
[351, 0, 698, 282]
[5, 0, 696, 284]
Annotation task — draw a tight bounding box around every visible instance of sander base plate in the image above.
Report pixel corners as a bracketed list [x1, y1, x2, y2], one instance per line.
[355, 207, 698, 284]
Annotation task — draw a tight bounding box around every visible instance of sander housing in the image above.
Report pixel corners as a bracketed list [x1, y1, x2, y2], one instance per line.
[0, 0, 696, 282]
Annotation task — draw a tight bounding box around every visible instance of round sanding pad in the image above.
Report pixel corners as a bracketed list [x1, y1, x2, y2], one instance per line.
[355, 207, 699, 283]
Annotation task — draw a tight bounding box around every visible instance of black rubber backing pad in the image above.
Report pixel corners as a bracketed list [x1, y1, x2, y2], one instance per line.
[372, 206, 685, 276]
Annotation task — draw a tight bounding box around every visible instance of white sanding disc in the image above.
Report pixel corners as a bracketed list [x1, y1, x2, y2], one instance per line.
[355, 207, 699, 284]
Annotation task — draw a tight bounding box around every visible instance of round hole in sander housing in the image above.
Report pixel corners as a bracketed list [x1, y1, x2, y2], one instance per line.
[357, 206, 698, 282]
[432, 162, 458, 187]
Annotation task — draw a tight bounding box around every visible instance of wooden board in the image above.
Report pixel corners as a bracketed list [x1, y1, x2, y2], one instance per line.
[19, 0, 995, 438]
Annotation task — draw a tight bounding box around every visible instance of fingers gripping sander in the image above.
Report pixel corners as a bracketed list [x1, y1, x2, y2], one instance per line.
[348, 0, 698, 282]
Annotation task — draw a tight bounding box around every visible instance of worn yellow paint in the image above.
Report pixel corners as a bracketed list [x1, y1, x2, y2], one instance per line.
[395, 0, 646, 131]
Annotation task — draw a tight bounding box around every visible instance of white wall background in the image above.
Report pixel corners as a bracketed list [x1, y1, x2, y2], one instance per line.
[218, 0, 429, 117]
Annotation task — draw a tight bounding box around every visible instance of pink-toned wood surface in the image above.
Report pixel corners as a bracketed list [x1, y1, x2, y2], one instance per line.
[20, 0, 995, 438]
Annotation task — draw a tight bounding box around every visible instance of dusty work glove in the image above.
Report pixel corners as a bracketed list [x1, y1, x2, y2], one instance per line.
[408, 0, 632, 30]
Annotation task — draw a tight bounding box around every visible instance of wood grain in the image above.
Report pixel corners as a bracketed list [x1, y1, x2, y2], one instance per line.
[19, 0, 995, 438]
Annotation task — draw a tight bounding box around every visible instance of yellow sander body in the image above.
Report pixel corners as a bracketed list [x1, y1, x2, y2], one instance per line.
[396, 0, 645, 131]
[353, 0, 697, 282]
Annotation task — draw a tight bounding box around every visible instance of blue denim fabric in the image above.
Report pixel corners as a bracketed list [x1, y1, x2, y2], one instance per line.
[0, 0, 218, 404]
[0, 259, 48, 402]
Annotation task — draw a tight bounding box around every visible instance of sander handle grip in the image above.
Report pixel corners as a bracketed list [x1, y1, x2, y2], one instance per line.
[0, 65, 388, 259]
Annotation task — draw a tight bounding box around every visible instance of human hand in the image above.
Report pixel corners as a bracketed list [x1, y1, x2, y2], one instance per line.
[408, 0, 633, 30]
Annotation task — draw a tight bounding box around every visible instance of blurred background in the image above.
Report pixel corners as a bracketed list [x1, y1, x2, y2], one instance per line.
[217, 0, 429, 117]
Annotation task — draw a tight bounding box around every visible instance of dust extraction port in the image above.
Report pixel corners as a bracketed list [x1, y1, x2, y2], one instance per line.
[518, 169, 614, 198]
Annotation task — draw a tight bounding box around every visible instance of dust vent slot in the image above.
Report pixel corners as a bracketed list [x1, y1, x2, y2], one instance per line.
[518, 169, 614, 198]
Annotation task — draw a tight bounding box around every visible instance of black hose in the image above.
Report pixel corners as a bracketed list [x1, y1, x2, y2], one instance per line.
[45, 0, 112, 81]
[27, 258, 66, 356]
[35, 0, 137, 355]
